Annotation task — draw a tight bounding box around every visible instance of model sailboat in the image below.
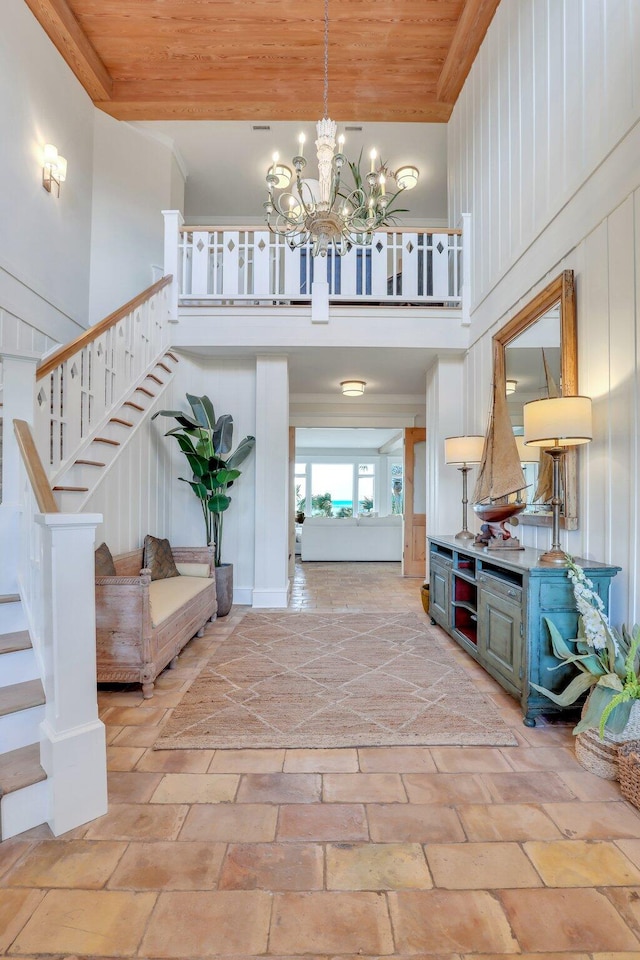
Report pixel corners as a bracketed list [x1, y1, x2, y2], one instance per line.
[473, 362, 527, 548]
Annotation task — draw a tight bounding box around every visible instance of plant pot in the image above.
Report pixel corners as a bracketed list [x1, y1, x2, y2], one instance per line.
[214, 563, 233, 618]
[575, 699, 640, 780]
[420, 583, 430, 615]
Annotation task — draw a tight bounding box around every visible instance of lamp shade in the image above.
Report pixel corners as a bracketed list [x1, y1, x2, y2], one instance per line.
[341, 380, 366, 397]
[523, 396, 592, 447]
[515, 435, 539, 463]
[444, 435, 485, 465]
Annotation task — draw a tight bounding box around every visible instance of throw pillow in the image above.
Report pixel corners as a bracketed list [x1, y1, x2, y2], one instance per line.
[95, 542, 117, 577]
[143, 534, 179, 581]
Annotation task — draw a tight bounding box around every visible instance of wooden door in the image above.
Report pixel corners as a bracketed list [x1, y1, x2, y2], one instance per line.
[403, 427, 426, 577]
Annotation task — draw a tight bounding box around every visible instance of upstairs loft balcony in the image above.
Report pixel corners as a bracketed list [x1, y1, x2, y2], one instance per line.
[163, 213, 470, 333]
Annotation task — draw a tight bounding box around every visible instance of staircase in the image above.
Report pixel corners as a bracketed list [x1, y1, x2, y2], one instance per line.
[0, 275, 175, 841]
[49, 350, 179, 511]
[0, 596, 48, 840]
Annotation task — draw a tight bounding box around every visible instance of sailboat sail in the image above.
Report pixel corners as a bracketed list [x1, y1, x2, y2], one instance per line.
[532, 348, 559, 503]
[473, 367, 526, 504]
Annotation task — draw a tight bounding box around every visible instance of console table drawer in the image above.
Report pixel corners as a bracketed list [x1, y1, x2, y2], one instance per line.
[477, 571, 522, 604]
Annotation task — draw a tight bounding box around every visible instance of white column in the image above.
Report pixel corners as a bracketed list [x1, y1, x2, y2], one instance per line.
[253, 356, 290, 608]
[311, 279, 329, 323]
[0, 350, 39, 594]
[425, 357, 468, 573]
[162, 209, 184, 322]
[36, 512, 108, 836]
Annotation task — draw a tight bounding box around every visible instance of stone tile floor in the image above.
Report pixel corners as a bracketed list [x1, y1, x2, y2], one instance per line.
[2, 561, 640, 958]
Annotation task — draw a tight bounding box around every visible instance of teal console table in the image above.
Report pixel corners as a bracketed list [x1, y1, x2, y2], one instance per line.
[428, 535, 620, 726]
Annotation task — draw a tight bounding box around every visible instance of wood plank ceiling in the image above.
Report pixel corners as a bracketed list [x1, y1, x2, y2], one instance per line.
[23, 0, 500, 122]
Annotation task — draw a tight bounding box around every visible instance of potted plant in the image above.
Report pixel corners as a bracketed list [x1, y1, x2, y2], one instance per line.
[530, 554, 640, 774]
[153, 393, 255, 616]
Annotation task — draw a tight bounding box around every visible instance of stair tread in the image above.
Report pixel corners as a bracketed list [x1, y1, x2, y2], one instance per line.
[0, 744, 46, 798]
[110, 417, 134, 427]
[0, 630, 31, 655]
[75, 459, 105, 467]
[0, 679, 45, 717]
[147, 373, 163, 384]
[93, 437, 121, 446]
[53, 486, 89, 492]
[0, 595, 20, 604]
[157, 362, 171, 373]
[165, 351, 179, 362]
[135, 386, 155, 397]
[123, 401, 144, 411]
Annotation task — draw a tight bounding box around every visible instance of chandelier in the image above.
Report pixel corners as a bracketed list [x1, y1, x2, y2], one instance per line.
[263, 0, 419, 258]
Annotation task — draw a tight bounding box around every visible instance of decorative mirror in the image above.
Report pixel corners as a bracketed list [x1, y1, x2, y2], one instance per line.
[493, 270, 578, 530]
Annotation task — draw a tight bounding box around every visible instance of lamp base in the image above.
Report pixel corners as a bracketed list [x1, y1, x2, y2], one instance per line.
[455, 529, 474, 540]
[539, 547, 568, 565]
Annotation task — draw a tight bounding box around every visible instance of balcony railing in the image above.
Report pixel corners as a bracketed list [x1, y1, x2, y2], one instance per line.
[164, 216, 464, 308]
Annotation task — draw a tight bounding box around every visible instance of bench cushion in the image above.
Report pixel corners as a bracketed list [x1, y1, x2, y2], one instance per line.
[149, 575, 214, 628]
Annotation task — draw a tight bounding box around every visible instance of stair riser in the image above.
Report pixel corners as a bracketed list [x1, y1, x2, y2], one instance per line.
[0, 602, 27, 635]
[0, 649, 38, 687]
[0, 704, 45, 753]
[53, 489, 89, 512]
[1, 778, 49, 840]
[64, 464, 105, 488]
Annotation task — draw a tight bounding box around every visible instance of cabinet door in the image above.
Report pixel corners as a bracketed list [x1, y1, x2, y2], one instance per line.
[430, 558, 451, 628]
[478, 585, 523, 693]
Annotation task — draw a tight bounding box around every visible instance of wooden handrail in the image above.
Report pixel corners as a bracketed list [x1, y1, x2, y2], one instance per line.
[14, 420, 59, 513]
[180, 225, 462, 236]
[36, 275, 173, 381]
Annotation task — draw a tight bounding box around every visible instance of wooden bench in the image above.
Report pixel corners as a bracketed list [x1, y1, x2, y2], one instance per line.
[95, 546, 217, 698]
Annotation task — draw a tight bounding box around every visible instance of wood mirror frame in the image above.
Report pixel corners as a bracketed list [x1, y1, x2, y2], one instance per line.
[493, 270, 578, 530]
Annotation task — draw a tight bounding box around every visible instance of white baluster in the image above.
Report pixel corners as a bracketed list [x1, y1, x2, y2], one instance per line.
[222, 231, 240, 298]
[431, 233, 449, 302]
[253, 231, 270, 298]
[340, 243, 357, 299]
[371, 233, 387, 298]
[402, 233, 418, 299]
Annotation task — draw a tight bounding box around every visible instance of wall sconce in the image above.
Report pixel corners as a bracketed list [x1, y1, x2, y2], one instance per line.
[505, 379, 518, 395]
[524, 395, 592, 564]
[445, 435, 485, 539]
[341, 380, 366, 397]
[42, 143, 67, 196]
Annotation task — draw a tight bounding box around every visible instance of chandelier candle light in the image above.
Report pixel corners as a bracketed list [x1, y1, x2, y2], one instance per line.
[263, 0, 418, 257]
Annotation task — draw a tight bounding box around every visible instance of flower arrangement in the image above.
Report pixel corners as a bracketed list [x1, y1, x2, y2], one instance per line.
[531, 554, 640, 738]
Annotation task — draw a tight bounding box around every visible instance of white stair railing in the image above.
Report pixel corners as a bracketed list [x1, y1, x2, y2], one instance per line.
[34, 276, 172, 477]
[166, 218, 463, 306]
[14, 419, 107, 836]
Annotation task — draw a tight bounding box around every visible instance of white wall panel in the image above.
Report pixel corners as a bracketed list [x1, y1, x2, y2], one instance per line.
[0, 311, 58, 356]
[83, 385, 177, 555]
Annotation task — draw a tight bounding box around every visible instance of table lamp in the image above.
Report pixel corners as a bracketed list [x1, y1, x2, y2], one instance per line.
[523, 396, 592, 564]
[445, 436, 485, 540]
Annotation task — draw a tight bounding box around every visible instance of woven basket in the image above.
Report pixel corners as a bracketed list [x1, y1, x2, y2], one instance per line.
[618, 740, 640, 809]
[574, 700, 640, 780]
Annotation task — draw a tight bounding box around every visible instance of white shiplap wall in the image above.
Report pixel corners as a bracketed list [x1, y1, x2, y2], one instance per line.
[448, 0, 640, 625]
[0, 310, 59, 356]
[82, 385, 178, 556]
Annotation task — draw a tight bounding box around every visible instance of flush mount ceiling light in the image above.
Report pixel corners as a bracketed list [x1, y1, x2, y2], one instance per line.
[263, 0, 418, 258]
[505, 379, 518, 395]
[341, 380, 366, 397]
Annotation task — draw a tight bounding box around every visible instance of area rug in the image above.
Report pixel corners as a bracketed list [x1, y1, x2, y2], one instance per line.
[155, 612, 518, 749]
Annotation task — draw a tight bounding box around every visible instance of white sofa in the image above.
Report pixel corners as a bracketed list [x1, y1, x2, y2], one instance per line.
[301, 515, 403, 561]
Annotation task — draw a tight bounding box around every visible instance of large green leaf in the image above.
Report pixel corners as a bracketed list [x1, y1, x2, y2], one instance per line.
[544, 617, 578, 662]
[184, 453, 210, 479]
[173, 433, 199, 456]
[213, 415, 233, 455]
[179, 478, 208, 501]
[187, 393, 216, 431]
[598, 673, 624, 691]
[227, 435, 256, 469]
[208, 493, 231, 513]
[530, 671, 596, 706]
[572, 683, 617, 734]
[153, 410, 202, 430]
[213, 468, 240, 486]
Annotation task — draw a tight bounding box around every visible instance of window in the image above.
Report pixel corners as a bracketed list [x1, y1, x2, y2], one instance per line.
[311, 463, 353, 516]
[357, 463, 375, 514]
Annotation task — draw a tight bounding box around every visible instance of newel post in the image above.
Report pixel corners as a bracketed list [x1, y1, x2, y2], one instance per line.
[162, 209, 184, 322]
[35, 512, 108, 836]
[0, 350, 39, 594]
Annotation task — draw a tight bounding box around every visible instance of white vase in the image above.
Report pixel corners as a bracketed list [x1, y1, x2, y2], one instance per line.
[575, 699, 640, 780]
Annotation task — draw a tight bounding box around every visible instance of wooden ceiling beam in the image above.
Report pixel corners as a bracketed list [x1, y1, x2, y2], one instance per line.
[436, 0, 501, 105]
[23, 0, 113, 100]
